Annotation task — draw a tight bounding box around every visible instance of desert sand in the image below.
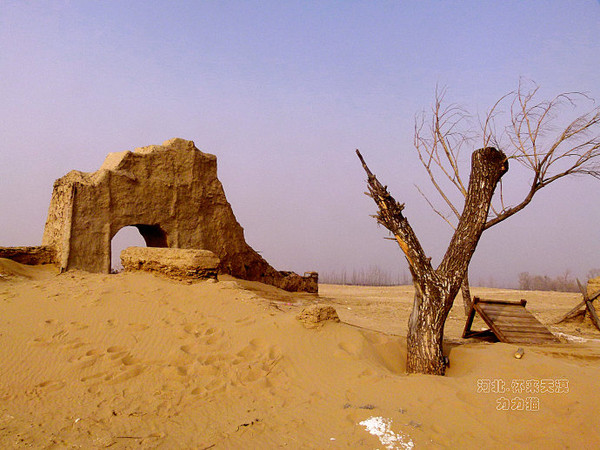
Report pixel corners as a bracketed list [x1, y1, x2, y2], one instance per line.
[1, 258, 599, 449]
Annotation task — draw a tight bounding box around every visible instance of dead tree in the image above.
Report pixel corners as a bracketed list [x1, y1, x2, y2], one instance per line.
[357, 147, 508, 375]
[414, 81, 600, 314]
[357, 82, 600, 375]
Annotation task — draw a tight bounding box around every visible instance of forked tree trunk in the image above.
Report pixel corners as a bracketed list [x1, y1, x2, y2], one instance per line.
[357, 147, 508, 375]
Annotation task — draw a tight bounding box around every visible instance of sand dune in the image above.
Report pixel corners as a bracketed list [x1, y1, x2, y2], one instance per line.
[1, 259, 599, 448]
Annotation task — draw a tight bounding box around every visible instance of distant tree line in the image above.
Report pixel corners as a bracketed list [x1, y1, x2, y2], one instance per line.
[321, 267, 600, 290]
[320, 265, 410, 286]
[518, 269, 600, 292]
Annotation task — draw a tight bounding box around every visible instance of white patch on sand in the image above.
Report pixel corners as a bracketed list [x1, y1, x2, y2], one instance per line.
[553, 332, 600, 343]
[359, 416, 414, 450]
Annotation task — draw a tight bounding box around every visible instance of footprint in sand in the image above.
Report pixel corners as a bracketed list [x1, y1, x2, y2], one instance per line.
[30, 337, 50, 346]
[105, 366, 144, 385]
[337, 341, 362, 358]
[105, 346, 133, 365]
[94, 346, 147, 384]
[69, 321, 89, 330]
[191, 387, 205, 396]
[268, 345, 282, 360]
[81, 371, 109, 383]
[0, 291, 17, 301]
[162, 361, 208, 380]
[199, 328, 225, 346]
[234, 316, 256, 326]
[183, 323, 203, 336]
[120, 354, 141, 366]
[182, 323, 227, 351]
[177, 334, 284, 392]
[30, 328, 72, 347]
[106, 345, 128, 354]
[238, 366, 266, 383]
[180, 343, 203, 356]
[75, 355, 101, 370]
[35, 380, 66, 393]
[199, 352, 231, 366]
[205, 377, 226, 392]
[52, 329, 68, 340]
[86, 348, 103, 357]
[233, 341, 282, 384]
[69, 347, 105, 368]
[66, 340, 87, 350]
[110, 349, 143, 367]
[236, 338, 268, 359]
[127, 323, 150, 332]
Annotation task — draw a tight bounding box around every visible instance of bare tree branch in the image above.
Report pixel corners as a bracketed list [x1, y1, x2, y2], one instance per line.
[415, 80, 600, 231]
[414, 87, 474, 223]
[414, 81, 600, 314]
[415, 184, 456, 230]
[356, 149, 434, 276]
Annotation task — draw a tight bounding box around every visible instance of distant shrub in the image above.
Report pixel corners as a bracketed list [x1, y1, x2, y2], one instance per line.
[587, 268, 600, 279]
[518, 271, 579, 292]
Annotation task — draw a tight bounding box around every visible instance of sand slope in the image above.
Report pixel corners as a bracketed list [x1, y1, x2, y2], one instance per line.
[1, 260, 599, 448]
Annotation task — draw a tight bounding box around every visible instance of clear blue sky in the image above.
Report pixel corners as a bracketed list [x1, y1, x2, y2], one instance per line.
[1, 1, 599, 285]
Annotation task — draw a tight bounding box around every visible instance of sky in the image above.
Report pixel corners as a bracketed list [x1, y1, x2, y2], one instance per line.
[1, 1, 599, 286]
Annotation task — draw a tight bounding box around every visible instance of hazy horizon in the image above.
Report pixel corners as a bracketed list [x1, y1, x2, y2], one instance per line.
[2, 1, 599, 286]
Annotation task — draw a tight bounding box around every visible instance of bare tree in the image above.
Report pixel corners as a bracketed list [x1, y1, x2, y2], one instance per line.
[358, 81, 600, 375]
[358, 147, 507, 375]
[587, 268, 600, 280]
[414, 81, 600, 313]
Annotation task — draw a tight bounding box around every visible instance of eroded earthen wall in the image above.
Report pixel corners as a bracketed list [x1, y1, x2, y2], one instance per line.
[41, 138, 317, 292]
[0, 246, 56, 265]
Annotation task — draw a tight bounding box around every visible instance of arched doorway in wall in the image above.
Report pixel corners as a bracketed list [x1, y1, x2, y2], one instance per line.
[110, 224, 168, 273]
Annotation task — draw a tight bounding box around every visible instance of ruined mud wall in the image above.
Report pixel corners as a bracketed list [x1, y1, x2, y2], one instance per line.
[41, 138, 317, 293]
[0, 246, 56, 265]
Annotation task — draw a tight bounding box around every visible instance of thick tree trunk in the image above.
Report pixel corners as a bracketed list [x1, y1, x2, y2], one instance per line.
[358, 147, 508, 376]
[406, 284, 447, 374]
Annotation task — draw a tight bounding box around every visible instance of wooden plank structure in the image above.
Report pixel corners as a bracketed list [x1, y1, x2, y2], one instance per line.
[463, 297, 560, 344]
[555, 279, 600, 331]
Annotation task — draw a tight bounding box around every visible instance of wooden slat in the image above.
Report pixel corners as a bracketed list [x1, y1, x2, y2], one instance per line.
[481, 309, 533, 319]
[488, 316, 549, 325]
[501, 330, 557, 338]
[473, 303, 508, 341]
[462, 297, 560, 344]
[480, 306, 527, 313]
[586, 300, 600, 331]
[479, 302, 525, 309]
[476, 299, 527, 307]
[485, 311, 535, 319]
[555, 281, 600, 324]
[480, 303, 529, 311]
[498, 325, 554, 332]
[555, 300, 587, 323]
